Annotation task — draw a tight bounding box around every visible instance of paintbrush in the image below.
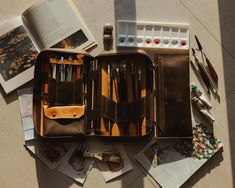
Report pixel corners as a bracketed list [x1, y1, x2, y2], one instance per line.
[190, 60, 210, 95]
[192, 47, 219, 98]
[192, 48, 211, 94]
[195, 35, 218, 82]
[83, 151, 121, 163]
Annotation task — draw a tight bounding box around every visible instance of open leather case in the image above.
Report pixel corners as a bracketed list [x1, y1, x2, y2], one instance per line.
[33, 48, 192, 139]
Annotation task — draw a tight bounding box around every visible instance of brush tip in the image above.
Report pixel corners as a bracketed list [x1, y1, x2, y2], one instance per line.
[191, 48, 195, 54]
[194, 35, 203, 51]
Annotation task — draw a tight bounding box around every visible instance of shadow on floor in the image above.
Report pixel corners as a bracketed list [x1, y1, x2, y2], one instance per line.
[217, 0, 235, 186]
[182, 148, 224, 187]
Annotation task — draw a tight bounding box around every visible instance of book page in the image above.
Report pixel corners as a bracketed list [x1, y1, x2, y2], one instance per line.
[135, 137, 223, 188]
[0, 17, 38, 94]
[22, 0, 96, 51]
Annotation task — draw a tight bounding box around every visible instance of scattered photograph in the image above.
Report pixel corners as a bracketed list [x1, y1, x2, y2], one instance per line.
[143, 141, 167, 167]
[26, 141, 71, 169]
[68, 142, 88, 171]
[0, 25, 37, 81]
[98, 144, 133, 182]
[135, 137, 223, 188]
[51, 29, 88, 49]
[38, 142, 69, 163]
[57, 142, 94, 185]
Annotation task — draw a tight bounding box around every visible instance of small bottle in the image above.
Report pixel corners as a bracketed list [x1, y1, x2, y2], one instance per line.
[103, 23, 113, 51]
[192, 96, 215, 123]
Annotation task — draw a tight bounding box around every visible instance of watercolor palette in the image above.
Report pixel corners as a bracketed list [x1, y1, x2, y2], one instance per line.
[117, 20, 189, 51]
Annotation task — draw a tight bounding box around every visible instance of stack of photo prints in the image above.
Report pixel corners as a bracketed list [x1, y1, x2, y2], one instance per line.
[18, 87, 133, 185]
[18, 87, 223, 187]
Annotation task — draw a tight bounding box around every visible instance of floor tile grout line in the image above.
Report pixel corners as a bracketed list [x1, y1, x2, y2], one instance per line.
[222, 88, 235, 100]
[0, 7, 8, 20]
[178, 0, 235, 62]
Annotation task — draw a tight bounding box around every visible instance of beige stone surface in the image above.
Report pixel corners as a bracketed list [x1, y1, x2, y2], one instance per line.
[0, 0, 234, 187]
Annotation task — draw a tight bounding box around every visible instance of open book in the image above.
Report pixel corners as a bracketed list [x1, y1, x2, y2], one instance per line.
[0, 0, 96, 94]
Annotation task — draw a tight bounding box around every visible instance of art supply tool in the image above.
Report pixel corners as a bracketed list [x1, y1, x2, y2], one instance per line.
[192, 48, 211, 94]
[103, 23, 113, 51]
[120, 63, 128, 136]
[117, 20, 189, 51]
[131, 63, 136, 100]
[195, 35, 218, 82]
[60, 57, 65, 82]
[115, 66, 126, 135]
[190, 60, 210, 95]
[193, 48, 219, 98]
[107, 64, 112, 135]
[137, 68, 142, 135]
[192, 96, 215, 123]
[191, 84, 212, 109]
[127, 63, 138, 136]
[138, 68, 142, 99]
[108, 64, 114, 135]
[66, 56, 73, 81]
[111, 64, 121, 136]
[107, 64, 111, 98]
[83, 151, 121, 163]
[114, 67, 120, 102]
[90, 60, 97, 135]
[52, 63, 57, 79]
[203, 54, 218, 82]
[138, 66, 147, 136]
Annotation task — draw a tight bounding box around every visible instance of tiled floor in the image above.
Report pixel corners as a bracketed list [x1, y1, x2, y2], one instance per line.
[0, 0, 234, 187]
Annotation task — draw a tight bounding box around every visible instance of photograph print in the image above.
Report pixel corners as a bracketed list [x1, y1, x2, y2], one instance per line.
[0, 17, 38, 94]
[0, 25, 37, 82]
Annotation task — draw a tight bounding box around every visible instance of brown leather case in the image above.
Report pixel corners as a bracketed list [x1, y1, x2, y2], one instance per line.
[33, 48, 192, 139]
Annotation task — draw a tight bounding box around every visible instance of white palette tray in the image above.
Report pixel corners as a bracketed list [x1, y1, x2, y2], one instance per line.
[117, 20, 189, 51]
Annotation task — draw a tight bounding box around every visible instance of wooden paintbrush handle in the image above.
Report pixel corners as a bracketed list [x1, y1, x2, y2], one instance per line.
[205, 57, 218, 82]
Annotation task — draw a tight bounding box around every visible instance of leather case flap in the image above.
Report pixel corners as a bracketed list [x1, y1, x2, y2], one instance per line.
[156, 54, 192, 137]
[43, 105, 85, 119]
